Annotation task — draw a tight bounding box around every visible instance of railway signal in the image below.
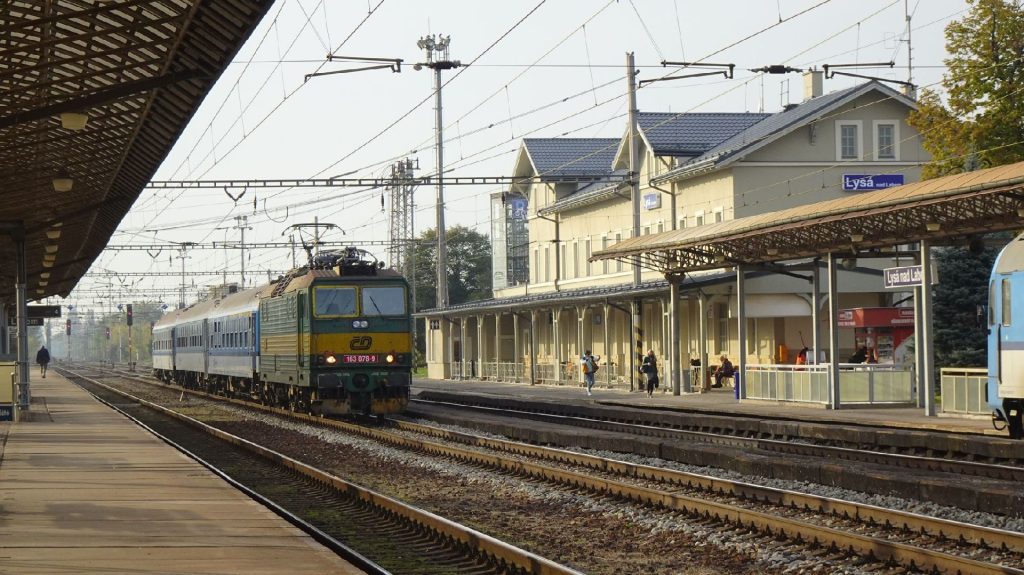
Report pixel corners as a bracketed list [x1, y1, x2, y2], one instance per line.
[105, 327, 111, 340]
[126, 304, 133, 326]
[65, 319, 70, 335]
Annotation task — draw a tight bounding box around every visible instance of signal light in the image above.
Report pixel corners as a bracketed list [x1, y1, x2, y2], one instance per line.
[105, 327, 111, 340]
[65, 319, 71, 335]
[126, 304, 133, 326]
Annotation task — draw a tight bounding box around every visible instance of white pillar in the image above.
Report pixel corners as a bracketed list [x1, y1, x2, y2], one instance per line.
[476, 315, 484, 379]
[512, 313, 520, 383]
[827, 253, 841, 409]
[812, 260, 821, 365]
[529, 309, 538, 385]
[460, 317, 468, 380]
[914, 284, 924, 407]
[920, 239, 936, 416]
[603, 303, 612, 388]
[552, 309, 561, 383]
[736, 264, 747, 400]
[670, 277, 684, 394]
[698, 294, 708, 392]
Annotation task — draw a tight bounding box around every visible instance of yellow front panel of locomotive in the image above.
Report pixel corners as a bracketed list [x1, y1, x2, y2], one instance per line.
[314, 332, 411, 354]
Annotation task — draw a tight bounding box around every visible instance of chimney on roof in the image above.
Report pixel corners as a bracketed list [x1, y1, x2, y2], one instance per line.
[803, 69, 823, 101]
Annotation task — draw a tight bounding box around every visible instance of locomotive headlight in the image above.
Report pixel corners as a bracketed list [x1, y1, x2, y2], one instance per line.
[352, 320, 369, 328]
[385, 354, 395, 364]
[325, 354, 337, 365]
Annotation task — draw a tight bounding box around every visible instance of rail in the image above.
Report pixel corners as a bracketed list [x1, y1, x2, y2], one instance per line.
[940, 367, 989, 416]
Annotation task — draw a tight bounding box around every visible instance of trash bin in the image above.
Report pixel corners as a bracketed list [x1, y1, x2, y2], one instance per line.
[0, 361, 15, 421]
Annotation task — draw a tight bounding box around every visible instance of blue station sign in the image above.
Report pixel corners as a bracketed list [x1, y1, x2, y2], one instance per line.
[843, 174, 905, 191]
[0, 404, 12, 421]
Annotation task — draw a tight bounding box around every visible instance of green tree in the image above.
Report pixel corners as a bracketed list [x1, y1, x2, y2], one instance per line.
[933, 243, 1000, 367]
[412, 226, 492, 312]
[908, 0, 1024, 179]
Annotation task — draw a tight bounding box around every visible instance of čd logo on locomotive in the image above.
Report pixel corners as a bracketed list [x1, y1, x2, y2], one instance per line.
[349, 336, 373, 350]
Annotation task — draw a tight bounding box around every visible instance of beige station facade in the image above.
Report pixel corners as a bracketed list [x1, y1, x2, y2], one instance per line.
[422, 75, 928, 391]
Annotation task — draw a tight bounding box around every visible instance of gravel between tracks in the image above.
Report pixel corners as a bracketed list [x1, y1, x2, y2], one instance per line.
[92, 376, 1019, 574]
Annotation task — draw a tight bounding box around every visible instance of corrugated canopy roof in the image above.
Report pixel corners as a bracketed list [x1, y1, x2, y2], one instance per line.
[592, 162, 1024, 274]
[0, 0, 272, 303]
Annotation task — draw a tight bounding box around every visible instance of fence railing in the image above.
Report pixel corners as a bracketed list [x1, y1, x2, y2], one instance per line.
[838, 364, 915, 404]
[743, 363, 915, 405]
[744, 364, 829, 404]
[940, 367, 989, 416]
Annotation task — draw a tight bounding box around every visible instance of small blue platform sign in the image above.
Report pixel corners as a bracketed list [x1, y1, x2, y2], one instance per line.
[884, 265, 923, 289]
[843, 174, 904, 191]
[643, 193, 661, 210]
[0, 404, 12, 421]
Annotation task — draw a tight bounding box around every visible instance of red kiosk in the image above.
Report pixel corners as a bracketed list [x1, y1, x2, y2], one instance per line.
[837, 307, 915, 364]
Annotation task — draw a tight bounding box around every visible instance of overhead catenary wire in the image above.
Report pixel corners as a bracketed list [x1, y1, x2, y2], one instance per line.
[90, 1, 962, 300]
[105, 0, 839, 290]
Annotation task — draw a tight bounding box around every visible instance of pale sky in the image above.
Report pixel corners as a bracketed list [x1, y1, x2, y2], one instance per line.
[66, 0, 970, 311]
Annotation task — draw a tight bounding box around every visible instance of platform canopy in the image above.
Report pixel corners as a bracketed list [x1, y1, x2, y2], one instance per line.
[591, 162, 1024, 274]
[0, 0, 273, 303]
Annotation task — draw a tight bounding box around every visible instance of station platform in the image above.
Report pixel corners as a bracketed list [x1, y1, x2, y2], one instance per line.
[412, 376, 1002, 437]
[0, 371, 361, 574]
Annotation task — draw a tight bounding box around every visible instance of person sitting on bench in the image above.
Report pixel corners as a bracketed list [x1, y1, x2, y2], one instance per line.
[713, 355, 734, 388]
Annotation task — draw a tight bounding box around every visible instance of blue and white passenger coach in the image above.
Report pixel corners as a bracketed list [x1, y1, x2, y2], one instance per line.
[988, 232, 1024, 438]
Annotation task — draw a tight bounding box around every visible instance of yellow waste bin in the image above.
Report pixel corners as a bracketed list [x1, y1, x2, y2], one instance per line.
[0, 361, 15, 421]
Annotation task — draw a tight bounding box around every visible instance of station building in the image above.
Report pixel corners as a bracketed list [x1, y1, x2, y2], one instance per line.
[422, 74, 929, 391]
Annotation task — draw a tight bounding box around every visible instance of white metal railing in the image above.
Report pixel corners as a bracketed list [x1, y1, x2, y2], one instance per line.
[743, 363, 914, 405]
[448, 361, 463, 379]
[838, 363, 915, 404]
[744, 364, 829, 404]
[940, 367, 989, 415]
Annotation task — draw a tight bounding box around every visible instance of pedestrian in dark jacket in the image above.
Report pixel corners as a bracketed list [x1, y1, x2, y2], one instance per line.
[36, 346, 50, 378]
[641, 350, 659, 397]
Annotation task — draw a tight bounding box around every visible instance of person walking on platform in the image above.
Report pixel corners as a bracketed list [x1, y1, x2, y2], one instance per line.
[713, 355, 734, 388]
[36, 345, 50, 378]
[581, 350, 600, 396]
[641, 350, 659, 397]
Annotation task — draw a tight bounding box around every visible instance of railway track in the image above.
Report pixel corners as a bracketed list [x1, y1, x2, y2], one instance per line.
[73, 365, 1024, 575]
[410, 395, 1024, 482]
[59, 367, 582, 575]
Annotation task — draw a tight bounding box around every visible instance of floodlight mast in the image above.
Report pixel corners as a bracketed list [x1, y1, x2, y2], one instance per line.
[416, 34, 461, 309]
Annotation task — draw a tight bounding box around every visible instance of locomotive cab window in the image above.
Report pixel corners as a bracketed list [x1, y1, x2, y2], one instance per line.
[361, 286, 407, 316]
[314, 287, 357, 317]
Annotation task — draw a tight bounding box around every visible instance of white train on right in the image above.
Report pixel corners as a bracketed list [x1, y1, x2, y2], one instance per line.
[988, 232, 1024, 438]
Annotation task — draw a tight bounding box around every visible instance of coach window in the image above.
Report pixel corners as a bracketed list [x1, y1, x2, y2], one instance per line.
[1003, 278, 1012, 326]
[990, 281, 997, 326]
[314, 287, 357, 317]
[362, 286, 407, 316]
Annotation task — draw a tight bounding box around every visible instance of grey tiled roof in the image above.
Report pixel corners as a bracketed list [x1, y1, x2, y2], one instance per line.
[637, 112, 770, 156]
[522, 138, 620, 177]
[674, 82, 913, 171]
